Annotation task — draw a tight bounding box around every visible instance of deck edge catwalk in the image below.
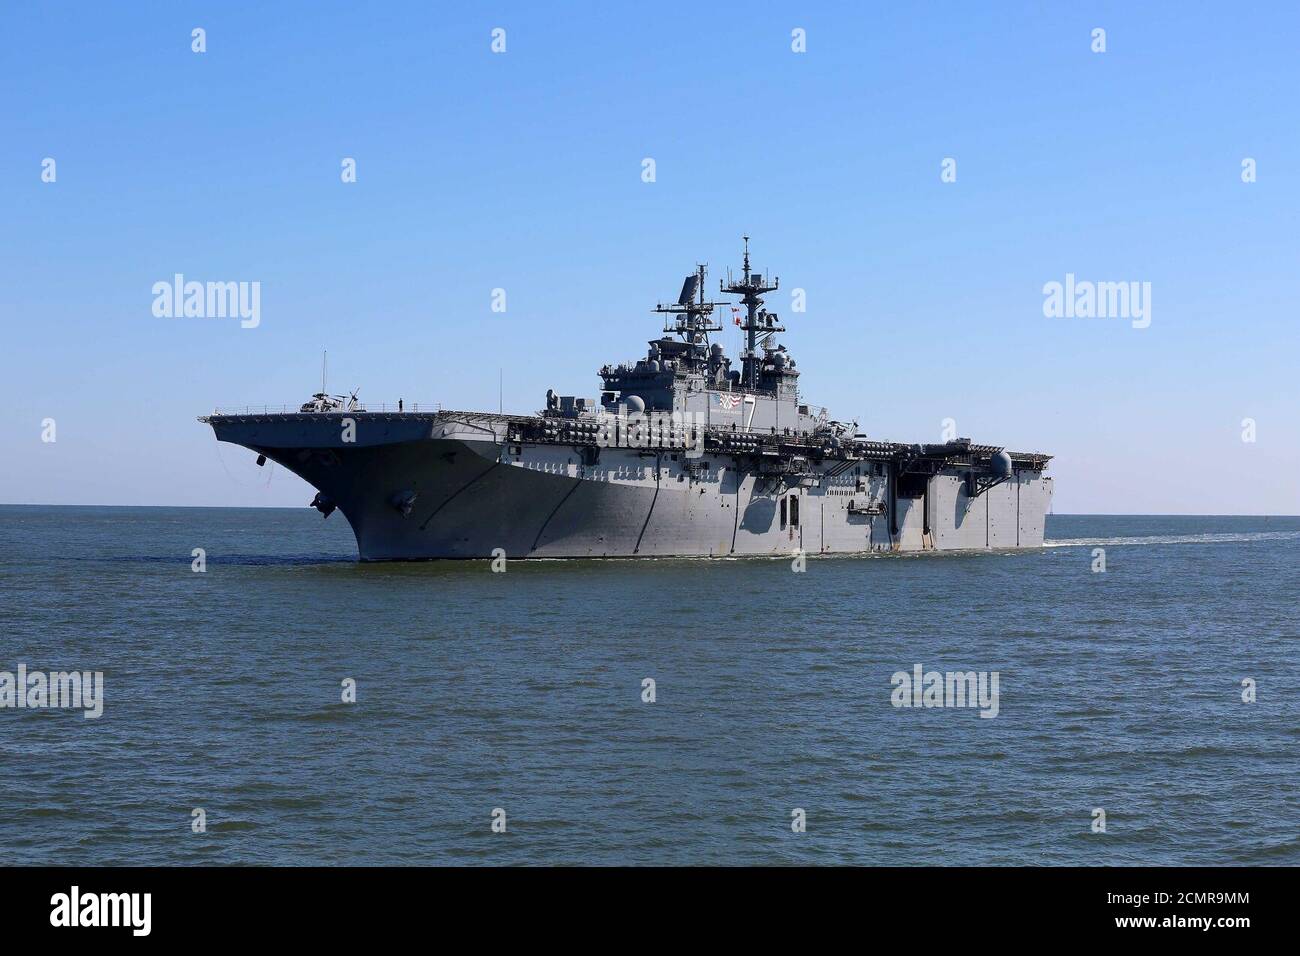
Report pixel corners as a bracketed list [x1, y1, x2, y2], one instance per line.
[201, 239, 1053, 560]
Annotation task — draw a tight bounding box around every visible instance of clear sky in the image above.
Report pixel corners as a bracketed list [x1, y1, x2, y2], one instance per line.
[3, 1, 1297, 514]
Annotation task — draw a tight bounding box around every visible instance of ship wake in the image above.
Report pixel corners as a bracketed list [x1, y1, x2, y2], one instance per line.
[1046, 530, 1300, 548]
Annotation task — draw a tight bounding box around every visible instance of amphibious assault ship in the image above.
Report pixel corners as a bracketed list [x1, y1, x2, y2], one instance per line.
[202, 240, 1053, 559]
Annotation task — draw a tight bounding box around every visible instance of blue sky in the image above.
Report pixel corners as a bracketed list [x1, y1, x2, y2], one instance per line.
[3, 1, 1297, 514]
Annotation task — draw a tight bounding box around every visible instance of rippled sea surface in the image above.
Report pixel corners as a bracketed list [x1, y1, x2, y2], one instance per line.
[1, 506, 1297, 865]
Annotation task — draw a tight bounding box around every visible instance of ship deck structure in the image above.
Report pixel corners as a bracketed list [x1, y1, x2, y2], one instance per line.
[202, 240, 1053, 560]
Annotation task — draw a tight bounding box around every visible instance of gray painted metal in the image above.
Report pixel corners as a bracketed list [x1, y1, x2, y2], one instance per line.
[200, 243, 1054, 560]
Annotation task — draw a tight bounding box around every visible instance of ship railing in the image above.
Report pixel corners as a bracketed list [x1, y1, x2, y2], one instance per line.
[209, 402, 445, 416]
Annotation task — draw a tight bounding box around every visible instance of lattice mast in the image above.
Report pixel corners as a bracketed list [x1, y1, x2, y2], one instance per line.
[721, 236, 780, 389]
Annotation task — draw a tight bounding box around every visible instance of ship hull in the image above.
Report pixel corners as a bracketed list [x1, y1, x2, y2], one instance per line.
[208, 415, 1053, 560]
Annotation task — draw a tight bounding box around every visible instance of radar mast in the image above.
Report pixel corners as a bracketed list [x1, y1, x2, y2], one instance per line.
[722, 236, 781, 389]
[654, 263, 724, 346]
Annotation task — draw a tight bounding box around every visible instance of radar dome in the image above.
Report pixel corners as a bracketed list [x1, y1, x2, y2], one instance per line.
[990, 451, 1013, 477]
[624, 395, 646, 413]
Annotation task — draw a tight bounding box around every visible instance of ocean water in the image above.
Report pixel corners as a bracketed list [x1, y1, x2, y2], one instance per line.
[1, 505, 1296, 866]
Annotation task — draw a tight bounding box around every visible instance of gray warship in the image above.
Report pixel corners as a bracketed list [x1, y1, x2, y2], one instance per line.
[202, 240, 1053, 559]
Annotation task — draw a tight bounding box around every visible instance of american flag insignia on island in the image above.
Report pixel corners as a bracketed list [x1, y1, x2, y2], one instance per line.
[712, 393, 742, 409]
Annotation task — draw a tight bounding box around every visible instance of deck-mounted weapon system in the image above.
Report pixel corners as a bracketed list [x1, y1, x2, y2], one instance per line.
[200, 236, 1054, 559]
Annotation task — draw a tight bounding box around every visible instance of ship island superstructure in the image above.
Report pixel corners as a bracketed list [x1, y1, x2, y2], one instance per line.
[201, 240, 1053, 559]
